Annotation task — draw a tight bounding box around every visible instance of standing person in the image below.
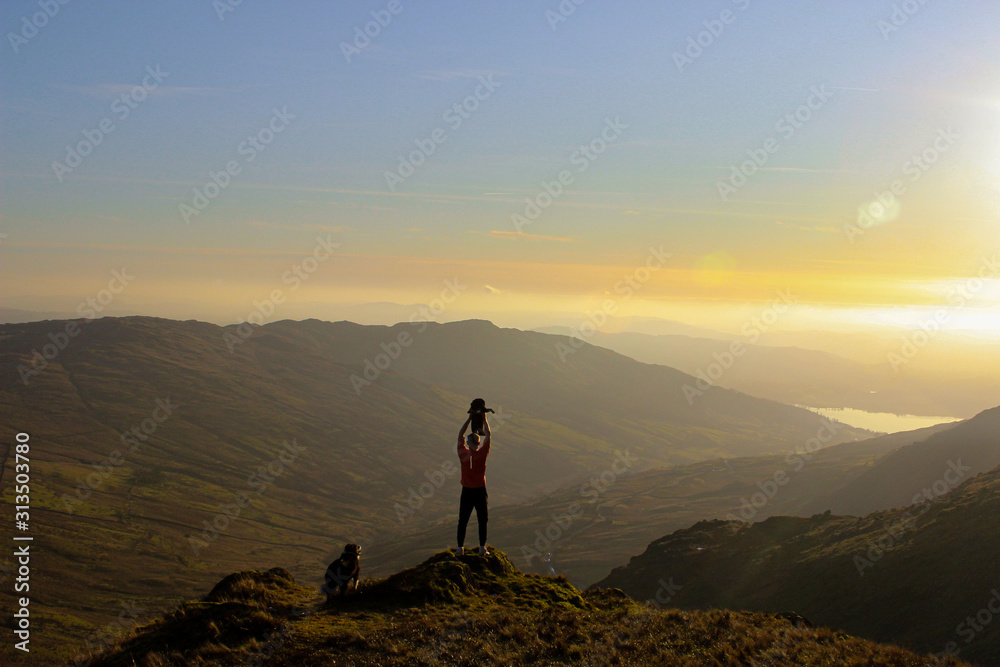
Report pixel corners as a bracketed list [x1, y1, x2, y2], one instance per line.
[456, 412, 491, 556]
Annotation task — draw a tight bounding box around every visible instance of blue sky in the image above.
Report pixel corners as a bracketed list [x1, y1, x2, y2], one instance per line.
[2, 0, 999, 329]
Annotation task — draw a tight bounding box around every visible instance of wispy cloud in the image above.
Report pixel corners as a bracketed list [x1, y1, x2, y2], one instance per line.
[697, 166, 855, 175]
[61, 83, 226, 99]
[484, 284, 502, 294]
[755, 167, 855, 174]
[773, 220, 840, 233]
[417, 68, 503, 81]
[4, 241, 333, 257]
[243, 220, 352, 233]
[485, 230, 573, 242]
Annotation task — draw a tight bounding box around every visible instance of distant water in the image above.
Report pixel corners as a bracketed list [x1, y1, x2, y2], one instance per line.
[798, 406, 962, 434]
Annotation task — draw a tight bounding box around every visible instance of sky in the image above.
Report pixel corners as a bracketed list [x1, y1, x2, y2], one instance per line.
[2, 0, 1000, 336]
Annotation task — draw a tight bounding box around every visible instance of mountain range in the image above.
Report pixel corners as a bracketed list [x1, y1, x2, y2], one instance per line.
[0, 315, 866, 663]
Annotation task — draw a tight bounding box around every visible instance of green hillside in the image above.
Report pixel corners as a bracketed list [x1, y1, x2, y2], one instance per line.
[0, 315, 865, 663]
[595, 467, 1000, 664]
[364, 421, 956, 587]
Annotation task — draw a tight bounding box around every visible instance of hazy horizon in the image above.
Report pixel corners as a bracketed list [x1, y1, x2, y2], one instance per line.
[3, 1, 1000, 349]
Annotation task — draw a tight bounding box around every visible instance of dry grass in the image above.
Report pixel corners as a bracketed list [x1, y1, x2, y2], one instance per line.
[86, 550, 966, 667]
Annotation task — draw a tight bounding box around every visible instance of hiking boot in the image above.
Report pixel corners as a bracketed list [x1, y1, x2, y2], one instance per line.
[478, 546, 489, 556]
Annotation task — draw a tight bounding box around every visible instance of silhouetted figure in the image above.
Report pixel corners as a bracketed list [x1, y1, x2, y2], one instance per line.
[456, 413, 491, 556]
[323, 543, 361, 603]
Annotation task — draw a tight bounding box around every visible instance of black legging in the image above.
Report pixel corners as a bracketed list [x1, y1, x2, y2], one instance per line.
[457, 486, 488, 547]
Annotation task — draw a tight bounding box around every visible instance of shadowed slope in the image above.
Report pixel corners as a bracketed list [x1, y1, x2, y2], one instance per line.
[87, 549, 962, 667]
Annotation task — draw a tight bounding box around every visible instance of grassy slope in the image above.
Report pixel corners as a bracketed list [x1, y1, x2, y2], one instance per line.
[0, 315, 865, 663]
[65, 549, 965, 667]
[803, 405, 1000, 516]
[595, 467, 1000, 665]
[365, 422, 956, 587]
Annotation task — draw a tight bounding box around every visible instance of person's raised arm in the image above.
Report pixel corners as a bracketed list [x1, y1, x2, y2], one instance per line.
[482, 414, 491, 449]
[458, 417, 471, 444]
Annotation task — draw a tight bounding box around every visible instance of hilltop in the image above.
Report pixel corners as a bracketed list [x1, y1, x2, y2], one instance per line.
[595, 466, 1000, 664]
[82, 549, 960, 667]
[0, 315, 866, 661]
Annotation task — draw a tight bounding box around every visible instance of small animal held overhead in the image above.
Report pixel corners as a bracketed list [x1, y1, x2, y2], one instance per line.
[467, 398, 495, 437]
[323, 543, 361, 603]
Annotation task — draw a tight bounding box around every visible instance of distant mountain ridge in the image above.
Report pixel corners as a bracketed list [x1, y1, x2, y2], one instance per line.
[556, 329, 1000, 417]
[0, 315, 863, 663]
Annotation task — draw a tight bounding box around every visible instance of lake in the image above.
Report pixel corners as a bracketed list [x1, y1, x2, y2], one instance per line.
[798, 406, 963, 434]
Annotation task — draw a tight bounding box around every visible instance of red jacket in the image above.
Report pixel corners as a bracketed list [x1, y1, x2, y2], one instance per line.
[457, 438, 490, 488]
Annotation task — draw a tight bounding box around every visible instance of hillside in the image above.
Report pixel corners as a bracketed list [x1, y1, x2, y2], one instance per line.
[365, 420, 958, 586]
[556, 329, 1000, 418]
[804, 405, 1000, 516]
[595, 466, 1000, 664]
[261, 317, 862, 461]
[0, 315, 864, 662]
[73, 549, 961, 667]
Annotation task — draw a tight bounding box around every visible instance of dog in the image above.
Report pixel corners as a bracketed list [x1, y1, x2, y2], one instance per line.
[323, 543, 361, 603]
[467, 398, 495, 437]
